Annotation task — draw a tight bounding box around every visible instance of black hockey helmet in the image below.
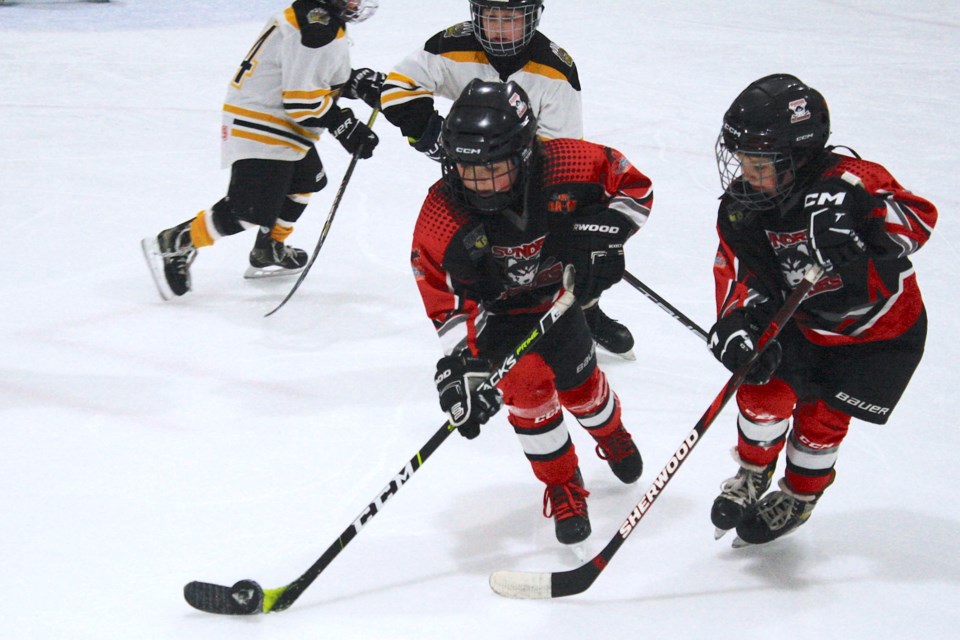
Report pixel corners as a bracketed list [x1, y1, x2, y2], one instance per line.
[716, 74, 830, 216]
[321, 0, 379, 23]
[469, 0, 544, 57]
[441, 79, 539, 213]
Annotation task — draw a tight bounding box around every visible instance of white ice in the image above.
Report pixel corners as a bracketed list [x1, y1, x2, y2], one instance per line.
[2, 1, 958, 638]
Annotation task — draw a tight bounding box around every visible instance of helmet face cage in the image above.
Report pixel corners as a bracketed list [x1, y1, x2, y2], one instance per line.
[326, 0, 379, 23]
[442, 157, 526, 214]
[715, 135, 798, 212]
[715, 74, 830, 215]
[469, 0, 543, 57]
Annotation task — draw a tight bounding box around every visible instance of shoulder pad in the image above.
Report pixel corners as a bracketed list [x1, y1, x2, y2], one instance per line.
[526, 33, 580, 89]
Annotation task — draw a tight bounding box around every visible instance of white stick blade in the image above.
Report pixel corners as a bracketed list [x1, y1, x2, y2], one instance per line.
[488, 570, 552, 599]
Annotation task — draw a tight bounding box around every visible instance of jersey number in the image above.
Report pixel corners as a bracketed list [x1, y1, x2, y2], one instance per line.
[231, 25, 277, 89]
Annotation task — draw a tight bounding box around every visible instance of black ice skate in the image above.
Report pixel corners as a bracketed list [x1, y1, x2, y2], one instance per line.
[543, 468, 591, 545]
[711, 448, 777, 539]
[732, 479, 819, 548]
[583, 303, 635, 360]
[593, 425, 643, 484]
[141, 220, 197, 300]
[244, 227, 308, 279]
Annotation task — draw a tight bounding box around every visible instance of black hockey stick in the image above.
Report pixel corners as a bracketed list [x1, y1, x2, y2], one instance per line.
[185, 266, 579, 614]
[265, 110, 379, 318]
[489, 264, 824, 599]
[622, 270, 708, 341]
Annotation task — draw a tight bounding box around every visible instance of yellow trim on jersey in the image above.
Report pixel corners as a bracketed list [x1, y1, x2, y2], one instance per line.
[381, 88, 433, 107]
[223, 104, 320, 141]
[284, 7, 299, 29]
[440, 51, 489, 65]
[522, 61, 569, 82]
[282, 88, 334, 100]
[231, 129, 311, 153]
[386, 71, 417, 86]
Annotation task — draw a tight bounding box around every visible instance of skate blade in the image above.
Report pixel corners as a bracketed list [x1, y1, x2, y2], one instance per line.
[714, 527, 731, 541]
[567, 542, 587, 563]
[596, 342, 637, 361]
[141, 236, 174, 301]
[243, 265, 305, 280]
[731, 536, 752, 549]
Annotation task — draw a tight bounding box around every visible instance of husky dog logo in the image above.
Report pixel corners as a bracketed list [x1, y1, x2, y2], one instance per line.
[789, 98, 811, 123]
[505, 257, 538, 286]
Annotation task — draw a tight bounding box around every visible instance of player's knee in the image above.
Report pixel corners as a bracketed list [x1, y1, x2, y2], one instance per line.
[736, 377, 797, 423]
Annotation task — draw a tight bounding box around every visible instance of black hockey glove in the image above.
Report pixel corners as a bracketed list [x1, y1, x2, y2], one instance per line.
[805, 178, 880, 271]
[325, 107, 379, 159]
[409, 112, 444, 163]
[708, 309, 782, 385]
[435, 353, 502, 440]
[341, 67, 385, 110]
[568, 205, 632, 303]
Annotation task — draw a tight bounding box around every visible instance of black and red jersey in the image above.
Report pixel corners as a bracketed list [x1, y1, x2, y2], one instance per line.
[412, 139, 653, 356]
[714, 151, 937, 346]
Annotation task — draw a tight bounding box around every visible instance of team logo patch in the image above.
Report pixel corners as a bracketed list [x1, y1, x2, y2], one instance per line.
[547, 193, 578, 213]
[307, 8, 331, 25]
[550, 43, 574, 67]
[445, 21, 472, 37]
[789, 98, 811, 123]
[462, 226, 489, 258]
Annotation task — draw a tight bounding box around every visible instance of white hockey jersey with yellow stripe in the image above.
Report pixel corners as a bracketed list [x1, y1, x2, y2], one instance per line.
[381, 21, 582, 143]
[221, 1, 351, 166]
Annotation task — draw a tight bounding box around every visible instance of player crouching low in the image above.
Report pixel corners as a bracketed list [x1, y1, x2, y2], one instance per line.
[412, 80, 654, 545]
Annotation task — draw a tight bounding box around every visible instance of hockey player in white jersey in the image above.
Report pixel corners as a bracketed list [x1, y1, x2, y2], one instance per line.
[142, 0, 382, 300]
[380, 0, 636, 358]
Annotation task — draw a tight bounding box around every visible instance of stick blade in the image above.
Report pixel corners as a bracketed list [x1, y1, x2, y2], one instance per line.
[488, 570, 553, 599]
[183, 579, 264, 615]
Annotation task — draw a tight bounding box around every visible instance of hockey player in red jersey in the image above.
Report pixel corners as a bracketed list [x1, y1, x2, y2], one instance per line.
[382, 1, 638, 360]
[411, 79, 654, 545]
[707, 74, 937, 546]
[141, 0, 382, 300]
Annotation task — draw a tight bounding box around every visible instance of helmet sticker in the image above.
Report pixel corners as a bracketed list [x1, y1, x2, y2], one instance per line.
[789, 98, 811, 123]
[509, 92, 529, 118]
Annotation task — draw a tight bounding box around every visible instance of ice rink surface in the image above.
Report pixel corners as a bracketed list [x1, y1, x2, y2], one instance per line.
[2, 1, 958, 638]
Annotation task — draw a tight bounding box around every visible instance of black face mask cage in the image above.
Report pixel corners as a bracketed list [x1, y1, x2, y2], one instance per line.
[470, 3, 541, 57]
[442, 156, 524, 214]
[715, 133, 799, 213]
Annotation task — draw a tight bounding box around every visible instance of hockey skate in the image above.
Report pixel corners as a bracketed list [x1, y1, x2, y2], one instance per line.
[244, 227, 308, 279]
[593, 425, 643, 484]
[711, 448, 777, 539]
[141, 220, 197, 300]
[584, 304, 635, 360]
[543, 468, 591, 545]
[732, 479, 819, 548]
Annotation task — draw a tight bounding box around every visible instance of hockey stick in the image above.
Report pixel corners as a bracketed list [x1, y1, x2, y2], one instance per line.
[489, 264, 824, 599]
[185, 266, 579, 614]
[264, 109, 379, 318]
[622, 270, 708, 341]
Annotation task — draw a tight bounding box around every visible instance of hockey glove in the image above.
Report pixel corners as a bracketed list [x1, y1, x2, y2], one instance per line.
[341, 67, 385, 110]
[409, 112, 444, 163]
[568, 205, 632, 303]
[708, 309, 782, 385]
[435, 353, 502, 440]
[805, 178, 881, 271]
[325, 107, 379, 159]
